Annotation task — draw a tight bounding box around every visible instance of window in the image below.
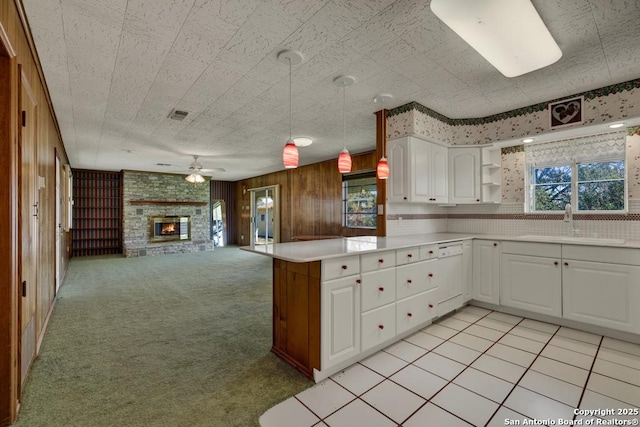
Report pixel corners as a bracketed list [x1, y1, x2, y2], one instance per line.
[342, 173, 377, 228]
[526, 131, 627, 213]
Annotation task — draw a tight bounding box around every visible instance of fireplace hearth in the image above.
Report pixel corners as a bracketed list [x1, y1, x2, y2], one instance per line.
[150, 216, 191, 242]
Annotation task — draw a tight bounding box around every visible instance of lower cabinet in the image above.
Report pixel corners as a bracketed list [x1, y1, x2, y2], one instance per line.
[361, 304, 396, 352]
[321, 275, 361, 370]
[563, 259, 640, 333]
[472, 240, 500, 304]
[397, 288, 438, 335]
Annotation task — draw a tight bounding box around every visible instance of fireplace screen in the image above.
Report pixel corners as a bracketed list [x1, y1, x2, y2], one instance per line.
[150, 216, 191, 242]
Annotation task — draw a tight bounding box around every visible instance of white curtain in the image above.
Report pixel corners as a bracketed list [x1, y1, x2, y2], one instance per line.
[525, 131, 626, 165]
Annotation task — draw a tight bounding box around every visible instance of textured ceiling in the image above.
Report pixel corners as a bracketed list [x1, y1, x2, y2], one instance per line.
[21, 0, 640, 181]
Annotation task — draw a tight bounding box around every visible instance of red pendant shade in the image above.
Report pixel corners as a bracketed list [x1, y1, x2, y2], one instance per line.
[283, 140, 299, 169]
[338, 148, 352, 173]
[376, 157, 389, 180]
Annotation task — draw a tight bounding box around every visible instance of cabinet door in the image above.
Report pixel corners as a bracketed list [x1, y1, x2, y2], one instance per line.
[361, 268, 396, 312]
[396, 288, 438, 335]
[501, 254, 561, 317]
[449, 147, 481, 204]
[361, 304, 396, 352]
[321, 276, 361, 369]
[462, 241, 472, 302]
[397, 259, 438, 299]
[388, 138, 409, 202]
[563, 260, 640, 333]
[472, 240, 500, 304]
[411, 137, 432, 202]
[430, 143, 448, 203]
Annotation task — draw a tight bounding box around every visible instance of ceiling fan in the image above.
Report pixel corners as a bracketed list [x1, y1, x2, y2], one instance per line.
[184, 155, 225, 183]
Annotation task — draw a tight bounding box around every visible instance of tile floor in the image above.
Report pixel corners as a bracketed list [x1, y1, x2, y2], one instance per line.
[260, 305, 640, 427]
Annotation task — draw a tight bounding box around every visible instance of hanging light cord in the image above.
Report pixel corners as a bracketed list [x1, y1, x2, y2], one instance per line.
[343, 84, 346, 149]
[289, 57, 292, 141]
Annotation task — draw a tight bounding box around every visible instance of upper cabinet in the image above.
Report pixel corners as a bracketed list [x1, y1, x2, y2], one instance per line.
[449, 147, 481, 204]
[387, 136, 448, 203]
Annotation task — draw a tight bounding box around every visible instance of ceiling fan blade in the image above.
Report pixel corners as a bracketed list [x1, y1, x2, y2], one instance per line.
[201, 168, 225, 173]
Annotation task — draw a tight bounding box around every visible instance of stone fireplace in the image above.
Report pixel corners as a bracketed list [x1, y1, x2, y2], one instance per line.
[150, 216, 191, 242]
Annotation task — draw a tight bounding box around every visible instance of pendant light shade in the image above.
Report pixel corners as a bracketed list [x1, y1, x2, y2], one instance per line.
[377, 157, 389, 180]
[338, 148, 352, 173]
[278, 50, 303, 169]
[283, 140, 299, 169]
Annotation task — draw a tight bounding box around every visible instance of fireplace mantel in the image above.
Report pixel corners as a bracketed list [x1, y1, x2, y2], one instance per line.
[129, 200, 207, 206]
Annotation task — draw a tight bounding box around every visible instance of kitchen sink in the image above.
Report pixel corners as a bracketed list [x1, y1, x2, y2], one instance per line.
[517, 235, 626, 245]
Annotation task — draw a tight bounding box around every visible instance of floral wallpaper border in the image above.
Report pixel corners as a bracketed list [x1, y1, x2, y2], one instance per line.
[629, 126, 640, 136]
[501, 145, 524, 155]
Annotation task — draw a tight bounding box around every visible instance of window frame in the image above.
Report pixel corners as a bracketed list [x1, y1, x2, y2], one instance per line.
[526, 156, 627, 214]
[341, 172, 377, 229]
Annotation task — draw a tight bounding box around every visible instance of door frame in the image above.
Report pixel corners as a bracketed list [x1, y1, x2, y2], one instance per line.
[249, 185, 280, 246]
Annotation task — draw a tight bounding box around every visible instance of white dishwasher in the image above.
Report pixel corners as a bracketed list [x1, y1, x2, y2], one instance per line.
[438, 243, 464, 316]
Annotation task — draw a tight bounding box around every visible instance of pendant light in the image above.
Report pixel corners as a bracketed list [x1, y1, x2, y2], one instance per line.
[334, 76, 355, 174]
[278, 50, 303, 169]
[373, 95, 393, 180]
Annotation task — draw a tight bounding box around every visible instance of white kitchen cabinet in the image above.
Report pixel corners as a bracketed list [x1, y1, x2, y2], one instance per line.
[472, 240, 500, 304]
[321, 275, 361, 370]
[361, 268, 396, 312]
[387, 136, 448, 203]
[449, 147, 481, 204]
[396, 259, 439, 300]
[462, 240, 472, 302]
[562, 259, 640, 334]
[396, 289, 438, 335]
[361, 303, 396, 352]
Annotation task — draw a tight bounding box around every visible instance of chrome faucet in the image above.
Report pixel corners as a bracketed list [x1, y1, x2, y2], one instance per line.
[564, 204, 575, 236]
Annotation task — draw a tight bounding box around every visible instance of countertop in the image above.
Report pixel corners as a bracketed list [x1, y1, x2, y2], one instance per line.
[240, 233, 640, 263]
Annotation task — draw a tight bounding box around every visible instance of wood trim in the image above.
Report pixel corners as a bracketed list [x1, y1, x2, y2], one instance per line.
[129, 200, 208, 206]
[376, 109, 387, 237]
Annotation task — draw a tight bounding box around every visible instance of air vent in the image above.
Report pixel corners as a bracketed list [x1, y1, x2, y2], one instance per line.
[156, 163, 172, 167]
[168, 109, 190, 121]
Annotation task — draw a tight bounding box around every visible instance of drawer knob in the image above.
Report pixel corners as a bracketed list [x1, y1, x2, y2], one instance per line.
[428, 273, 433, 278]
[428, 304, 434, 308]
[564, 262, 569, 266]
[493, 243, 498, 247]
[407, 312, 412, 317]
[356, 279, 361, 284]
[428, 250, 434, 254]
[378, 287, 384, 292]
[403, 197, 408, 200]
[378, 258, 384, 264]
[407, 279, 412, 284]
[554, 261, 559, 266]
[407, 254, 413, 258]
[342, 265, 348, 270]
[378, 324, 384, 330]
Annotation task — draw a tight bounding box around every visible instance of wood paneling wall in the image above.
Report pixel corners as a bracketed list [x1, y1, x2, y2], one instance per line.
[234, 151, 377, 245]
[0, 1, 71, 424]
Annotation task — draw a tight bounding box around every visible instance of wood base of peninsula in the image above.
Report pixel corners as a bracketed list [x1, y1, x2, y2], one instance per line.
[272, 259, 321, 380]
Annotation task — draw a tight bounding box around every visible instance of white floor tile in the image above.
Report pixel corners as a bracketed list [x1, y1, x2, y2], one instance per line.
[404, 402, 472, 427]
[421, 323, 459, 340]
[549, 335, 598, 357]
[471, 354, 527, 383]
[296, 379, 355, 419]
[519, 370, 583, 406]
[312, 422, 328, 427]
[437, 316, 472, 331]
[540, 344, 595, 370]
[432, 383, 499, 426]
[593, 358, 640, 386]
[413, 352, 466, 380]
[331, 363, 384, 396]
[453, 367, 514, 403]
[556, 327, 601, 345]
[449, 332, 494, 352]
[323, 398, 395, 427]
[580, 390, 639, 421]
[499, 333, 547, 354]
[486, 343, 537, 367]
[452, 311, 482, 323]
[360, 351, 408, 377]
[530, 357, 589, 387]
[390, 364, 448, 400]
[587, 373, 640, 407]
[519, 318, 560, 334]
[486, 407, 529, 427]
[260, 397, 320, 427]
[476, 317, 514, 332]
[598, 347, 640, 371]
[464, 324, 505, 341]
[487, 311, 523, 325]
[462, 305, 492, 316]
[509, 325, 553, 343]
[602, 337, 640, 357]
[361, 380, 425, 424]
[433, 341, 481, 365]
[383, 339, 427, 363]
[403, 331, 444, 350]
[504, 386, 574, 420]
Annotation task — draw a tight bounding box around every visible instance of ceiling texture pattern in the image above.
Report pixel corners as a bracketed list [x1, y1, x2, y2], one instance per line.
[21, 0, 640, 180]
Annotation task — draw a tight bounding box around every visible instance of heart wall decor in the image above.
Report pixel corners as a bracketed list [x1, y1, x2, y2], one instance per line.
[549, 96, 584, 128]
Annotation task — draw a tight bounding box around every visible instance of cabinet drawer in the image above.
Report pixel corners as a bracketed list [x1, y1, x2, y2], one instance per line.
[322, 256, 360, 281]
[361, 269, 396, 312]
[361, 250, 396, 272]
[396, 289, 438, 335]
[562, 245, 640, 266]
[396, 247, 420, 265]
[396, 259, 438, 300]
[420, 244, 438, 260]
[361, 304, 396, 352]
[502, 241, 561, 258]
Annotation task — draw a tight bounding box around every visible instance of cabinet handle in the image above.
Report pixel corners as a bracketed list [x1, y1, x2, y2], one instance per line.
[407, 279, 412, 284]
[428, 273, 433, 277]
[407, 312, 413, 317]
[378, 258, 384, 264]
[356, 279, 361, 284]
[554, 261, 559, 266]
[493, 243, 498, 247]
[342, 265, 348, 270]
[428, 304, 434, 308]
[403, 197, 407, 200]
[564, 262, 569, 266]
[378, 324, 384, 330]
[378, 287, 384, 292]
[407, 254, 413, 258]
[476, 199, 480, 202]
[428, 250, 434, 254]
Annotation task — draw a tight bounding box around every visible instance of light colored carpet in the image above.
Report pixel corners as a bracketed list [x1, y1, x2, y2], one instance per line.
[14, 247, 311, 427]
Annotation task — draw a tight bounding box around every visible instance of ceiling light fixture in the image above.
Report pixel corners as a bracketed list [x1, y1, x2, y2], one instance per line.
[430, 0, 562, 78]
[185, 173, 205, 184]
[278, 50, 304, 169]
[334, 76, 356, 174]
[293, 137, 313, 147]
[609, 123, 625, 129]
[522, 138, 534, 143]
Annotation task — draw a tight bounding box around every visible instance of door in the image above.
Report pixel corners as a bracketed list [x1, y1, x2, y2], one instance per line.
[472, 240, 500, 304]
[250, 185, 279, 246]
[211, 200, 225, 247]
[19, 69, 38, 384]
[55, 154, 62, 292]
[321, 275, 361, 369]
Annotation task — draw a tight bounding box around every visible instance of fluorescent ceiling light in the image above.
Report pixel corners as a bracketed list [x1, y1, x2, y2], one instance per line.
[430, 0, 562, 77]
[522, 138, 534, 143]
[608, 123, 624, 129]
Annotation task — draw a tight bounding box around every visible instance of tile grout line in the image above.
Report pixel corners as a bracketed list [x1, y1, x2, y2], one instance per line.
[573, 335, 603, 422]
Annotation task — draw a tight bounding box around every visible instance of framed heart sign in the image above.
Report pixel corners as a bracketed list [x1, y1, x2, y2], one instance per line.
[549, 96, 583, 128]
